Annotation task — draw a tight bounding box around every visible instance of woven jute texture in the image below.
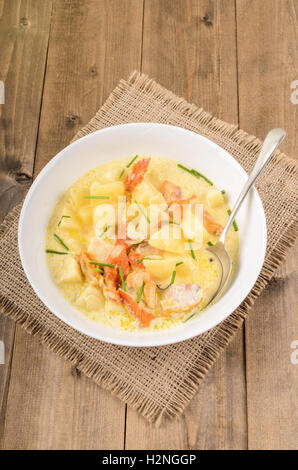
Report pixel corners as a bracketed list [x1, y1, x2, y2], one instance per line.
[0, 72, 297, 425]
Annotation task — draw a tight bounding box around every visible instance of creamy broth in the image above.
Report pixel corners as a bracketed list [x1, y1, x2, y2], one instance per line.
[46, 156, 238, 331]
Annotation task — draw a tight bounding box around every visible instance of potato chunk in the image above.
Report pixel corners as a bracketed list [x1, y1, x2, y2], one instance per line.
[70, 187, 89, 209]
[76, 285, 105, 311]
[149, 225, 186, 255]
[206, 188, 224, 208]
[132, 180, 163, 206]
[143, 257, 180, 281]
[90, 181, 125, 204]
[77, 205, 93, 225]
[58, 207, 81, 232]
[56, 256, 83, 285]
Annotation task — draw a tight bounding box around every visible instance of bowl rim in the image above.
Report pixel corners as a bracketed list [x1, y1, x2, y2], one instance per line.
[18, 122, 267, 347]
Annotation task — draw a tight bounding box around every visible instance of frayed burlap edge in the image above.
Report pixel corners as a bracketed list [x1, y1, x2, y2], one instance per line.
[0, 72, 297, 425]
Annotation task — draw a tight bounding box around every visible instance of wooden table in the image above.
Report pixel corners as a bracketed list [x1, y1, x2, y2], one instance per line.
[0, 0, 297, 450]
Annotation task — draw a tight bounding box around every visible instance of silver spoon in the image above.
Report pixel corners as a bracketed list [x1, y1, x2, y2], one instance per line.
[206, 128, 286, 307]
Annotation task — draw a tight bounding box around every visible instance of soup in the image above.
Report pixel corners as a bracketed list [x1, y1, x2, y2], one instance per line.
[45, 156, 238, 331]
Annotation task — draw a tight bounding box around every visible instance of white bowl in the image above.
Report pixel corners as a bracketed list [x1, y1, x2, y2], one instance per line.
[18, 123, 267, 347]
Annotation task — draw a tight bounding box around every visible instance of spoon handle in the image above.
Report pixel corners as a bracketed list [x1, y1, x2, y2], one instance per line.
[220, 128, 286, 244]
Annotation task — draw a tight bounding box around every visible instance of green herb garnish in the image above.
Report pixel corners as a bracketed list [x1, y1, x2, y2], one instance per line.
[94, 267, 104, 274]
[191, 168, 213, 185]
[127, 155, 138, 168]
[137, 282, 145, 303]
[177, 163, 213, 186]
[183, 311, 197, 323]
[188, 239, 197, 261]
[227, 209, 239, 232]
[158, 270, 177, 290]
[119, 155, 138, 178]
[89, 261, 115, 268]
[136, 257, 159, 263]
[45, 249, 68, 255]
[221, 190, 226, 194]
[175, 261, 184, 267]
[53, 233, 69, 251]
[83, 195, 110, 199]
[170, 270, 177, 284]
[207, 241, 214, 246]
[118, 266, 126, 291]
[177, 163, 194, 176]
[99, 225, 110, 238]
[127, 240, 145, 254]
[57, 215, 71, 227]
[134, 200, 150, 223]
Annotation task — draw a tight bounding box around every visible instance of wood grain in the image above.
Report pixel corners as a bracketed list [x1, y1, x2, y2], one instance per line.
[34, 0, 144, 175]
[0, 0, 53, 444]
[125, 0, 247, 450]
[236, 0, 298, 450]
[0, 0, 143, 450]
[1, 328, 126, 449]
[0, 0, 53, 218]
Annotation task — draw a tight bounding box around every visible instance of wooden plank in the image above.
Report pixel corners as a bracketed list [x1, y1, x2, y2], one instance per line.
[0, 314, 15, 440]
[245, 247, 298, 450]
[1, 328, 126, 449]
[34, 0, 144, 175]
[125, 0, 247, 450]
[1, 0, 144, 449]
[0, 0, 53, 217]
[126, 331, 247, 450]
[236, 0, 298, 450]
[0, 0, 53, 443]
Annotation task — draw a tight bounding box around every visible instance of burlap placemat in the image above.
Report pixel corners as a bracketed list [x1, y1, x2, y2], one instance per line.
[0, 72, 297, 425]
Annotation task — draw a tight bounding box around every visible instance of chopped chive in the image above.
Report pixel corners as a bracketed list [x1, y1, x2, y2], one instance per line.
[188, 239, 197, 261]
[175, 261, 184, 267]
[177, 163, 194, 175]
[127, 240, 144, 254]
[126, 155, 138, 168]
[227, 209, 239, 232]
[136, 257, 159, 263]
[137, 281, 145, 303]
[158, 270, 177, 290]
[221, 190, 226, 194]
[45, 249, 68, 255]
[119, 155, 138, 178]
[89, 261, 115, 268]
[53, 233, 69, 251]
[83, 195, 110, 199]
[99, 225, 110, 238]
[134, 200, 150, 223]
[183, 311, 197, 323]
[57, 215, 71, 227]
[207, 241, 214, 246]
[94, 267, 104, 274]
[191, 168, 213, 185]
[118, 266, 126, 291]
[177, 163, 213, 185]
[168, 220, 180, 225]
